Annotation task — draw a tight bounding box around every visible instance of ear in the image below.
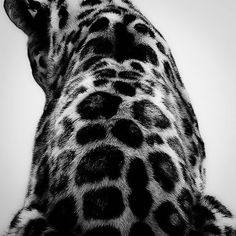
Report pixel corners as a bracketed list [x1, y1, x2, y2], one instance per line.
[4, 0, 50, 36]
[4, 0, 52, 95]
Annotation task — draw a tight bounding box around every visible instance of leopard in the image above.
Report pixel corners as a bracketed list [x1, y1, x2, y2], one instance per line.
[3, 0, 236, 235]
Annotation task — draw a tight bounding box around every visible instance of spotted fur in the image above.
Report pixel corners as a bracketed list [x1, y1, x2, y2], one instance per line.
[3, 0, 236, 235]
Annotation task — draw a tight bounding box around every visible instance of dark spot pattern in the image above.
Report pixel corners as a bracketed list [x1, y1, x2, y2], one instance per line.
[66, 30, 75, 44]
[83, 187, 125, 220]
[192, 204, 215, 229]
[128, 189, 153, 219]
[80, 37, 113, 59]
[48, 197, 77, 231]
[79, 19, 93, 28]
[121, 0, 133, 7]
[152, 68, 162, 79]
[81, 0, 101, 6]
[149, 151, 179, 192]
[127, 158, 148, 190]
[94, 79, 109, 87]
[71, 86, 87, 97]
[204, 195, 232, 218]
[177, 188, 193, 216]
[56, 150, 75, 172]
[77, 9, 94, 20]
[225, 226, 236, 236]
[94, 68, 117, 79]
[33, 121, 51, 165]
[134, 82, 154, 96]
[132, 44, 158, 65]
[118, 70, 141, 80]
[167, 137, 185, 160]
[58, 6, 69, 29]
[169, 54, 184, 85]
[204, 225, 221, 235]
[113, 81, 136, 97]
[180, 163, 192, 185]
[111, 119, 143, 148]
[96, 6, 123, 16]
[27, 201, 48, 214]
[142, 84, 154, 96]
[84, 226, 121, 236]
[164, 61, 175, 83]
[23, 218, 47, 236]
[113, 23, 158, 65]
[50, 175, 69, 194]
[196, 135, 206, 158]
[182, 118, 193, 136]
[42, 102, 56, 123]
[57, 0, 65, 7]
[132, 100, 171, 129]
[127, 158, 148, 189]
[146, 133, 164, 146]
[51, 78, 62, 99]
[129, 222, 155, 236]
[50, 150, 75, 192]
[149, 29, 155, 38]
[191, 141, 199, 157]
[77, 91, 122, 120]
[57, 45, 72, 78]
[130, 61, 145, 73]
[34, 155, 49, 196]
[66, 29, 77, 44]
[81, 56, 103, 71]
[187, 143, 199, 167]
[58, 118, 74, 148]
[35, 121, 50, 148]
[127, 158, 152, 219]
[156, 42, 166, 54]
[123, 14, 137, 25]
[134, 23, 149, 34]
[70, 29, 81, 44]
[75, 145, 124, 186]
[134, 23, 154, 37]
[10, 210, 22, 228]
[154, 201, 186, 236]
[76, 123, 106, 145]
[90, 17, 109, 32]
[92, 60, 108, 71]
[189, 155, 197, 166]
